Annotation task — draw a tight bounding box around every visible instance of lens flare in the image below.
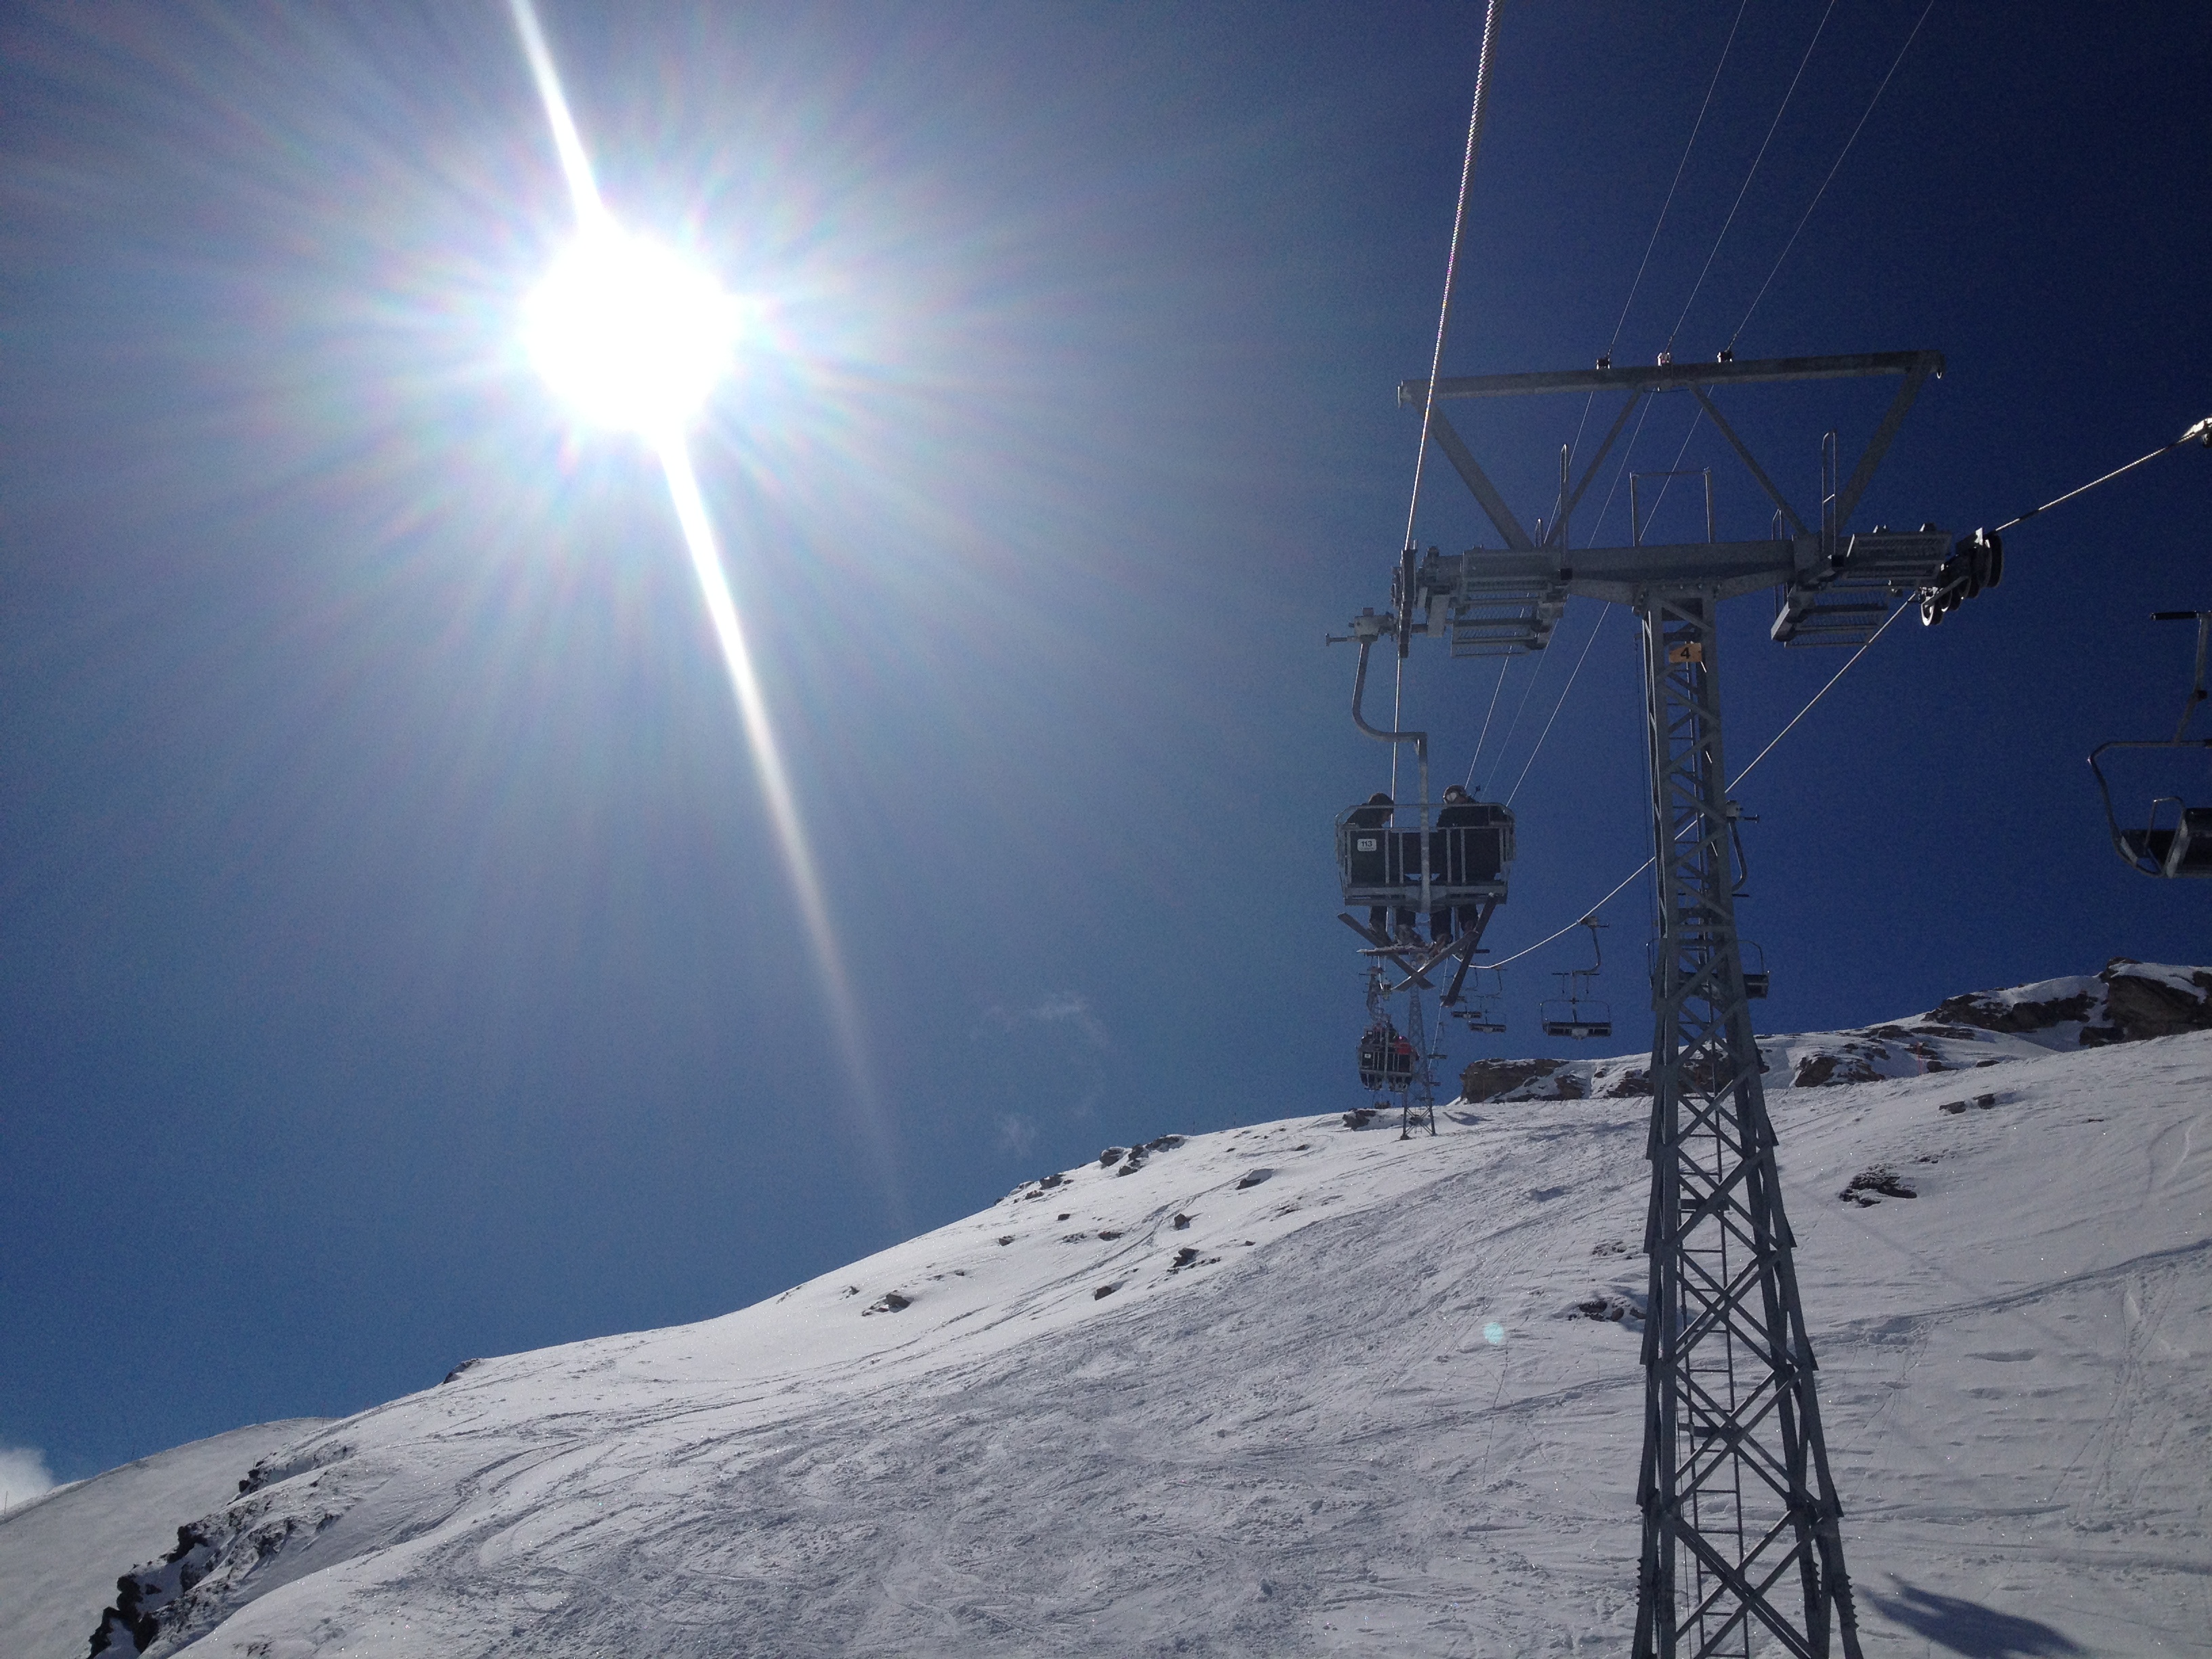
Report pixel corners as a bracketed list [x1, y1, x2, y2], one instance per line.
[508, 0, 892, 1215]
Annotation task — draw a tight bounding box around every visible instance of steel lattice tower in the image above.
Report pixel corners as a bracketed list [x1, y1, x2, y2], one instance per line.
[1633, 592, 1860, 1659]
[1349, 348, 1953, 1656]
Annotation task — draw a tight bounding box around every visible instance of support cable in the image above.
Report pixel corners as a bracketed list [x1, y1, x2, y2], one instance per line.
[1462, 401, 1643, 796]
[1507, 609, 1607, 804]
[1603, 0, 1749, 365]
[1462, 4, 1740, 796]
[1992, 417, 2212, 534]
[1728, 0, 1938, 352]
[1490, 596, 1906, 971]
[1666, 0, 1839, 352]
[1727, 593, 1910, 783]
[1486, 634, 1555, 792]
[1465, 655, 1513, 790]
[1502, 405, 1704, 803]
[1402, 0, 1504, 558]
[1585, 393, 1658, 545]
[1396, 0, 1500, 802]
[1561, 0, 1749, 474]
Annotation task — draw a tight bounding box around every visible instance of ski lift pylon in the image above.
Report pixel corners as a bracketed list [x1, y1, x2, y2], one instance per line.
[2089, 610, 2212, 878]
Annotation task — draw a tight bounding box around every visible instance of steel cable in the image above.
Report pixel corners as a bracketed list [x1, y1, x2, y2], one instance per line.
[1603, 0, 1749, 366]
[1502, 405, 1704, 803]
[1458, 6, 1742, 796]
[1488, 595, 1908, 971]
[1395, 0, 1502, 799]
[1401, 0, 1504, 557]
[1506, 609, 1607, 805]
[1729, 0, 1938, 352]
[1465, 655, 1513, 790]
[1666, 0, 1839, 352]
[1993, 422, 2212, 535]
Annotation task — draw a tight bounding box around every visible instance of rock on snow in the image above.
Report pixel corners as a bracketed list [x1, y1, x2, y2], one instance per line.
[0, 1420, 330, 1659]
[13, 995, 2212, 1657]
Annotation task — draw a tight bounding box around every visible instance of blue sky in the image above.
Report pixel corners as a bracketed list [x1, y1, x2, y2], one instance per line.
[4, 1, 2207, 1482]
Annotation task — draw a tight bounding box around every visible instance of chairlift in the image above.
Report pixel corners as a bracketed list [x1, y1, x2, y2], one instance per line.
[1540, 916, 1613, 1040]
[2089, 611, 2212, 878]
[1357, 1021, 1418, 1092]
[1334, 795, 1515, 920]
[1452, 966, 1509, 1033]
[1742, 941, 1770, 1000]
[1641, 935, 1767, 1000]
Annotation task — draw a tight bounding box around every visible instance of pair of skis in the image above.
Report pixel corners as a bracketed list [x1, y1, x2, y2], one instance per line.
[1336, 899, 1494, 1005]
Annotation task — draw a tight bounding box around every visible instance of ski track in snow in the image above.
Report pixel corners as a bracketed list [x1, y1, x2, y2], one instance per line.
[18, 1022, 2212, 1658]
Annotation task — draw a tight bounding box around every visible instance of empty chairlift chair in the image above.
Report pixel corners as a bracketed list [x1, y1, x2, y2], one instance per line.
[1540, 917, 1612, 1039]
[1452, 966, 1509, 1033]
[2090, 610, 2212, 878]
[1741, 941, 1770, 999]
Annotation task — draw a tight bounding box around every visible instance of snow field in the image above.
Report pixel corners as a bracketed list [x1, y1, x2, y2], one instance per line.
[18, 1022, 2211, 1657]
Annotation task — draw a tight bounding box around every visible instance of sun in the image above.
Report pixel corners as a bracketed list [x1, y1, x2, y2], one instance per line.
[522, 226, 737, 436]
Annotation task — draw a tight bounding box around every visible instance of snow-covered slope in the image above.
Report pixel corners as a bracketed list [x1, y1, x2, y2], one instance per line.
[1458, 956, 2212, 1103]
[0, 1420, 330, 1659]
[31, 986, 2212, 1657]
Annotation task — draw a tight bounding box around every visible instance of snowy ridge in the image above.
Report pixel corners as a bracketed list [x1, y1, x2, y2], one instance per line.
[0, 1420, 330, 1659]
[1458, 958, 2212, 1102]
[62, 981, 2212, 1656]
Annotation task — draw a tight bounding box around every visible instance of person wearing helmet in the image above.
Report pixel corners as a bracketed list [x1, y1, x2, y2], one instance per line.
[1432, 783, 1483, 945]
[1347, 792, 1397, 939]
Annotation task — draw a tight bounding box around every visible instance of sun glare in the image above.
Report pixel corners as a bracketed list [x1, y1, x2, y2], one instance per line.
[522, 228, 737, 436]
[506, 0, 896, 1222]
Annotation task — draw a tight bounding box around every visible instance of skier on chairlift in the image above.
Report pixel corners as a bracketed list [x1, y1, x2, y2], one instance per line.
[1431, 783, 1483, 945]
[1348, 791, 1416, 941]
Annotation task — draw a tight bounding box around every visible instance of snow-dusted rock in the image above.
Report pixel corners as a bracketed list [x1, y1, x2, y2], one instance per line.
[0, 1420, 329, 1659]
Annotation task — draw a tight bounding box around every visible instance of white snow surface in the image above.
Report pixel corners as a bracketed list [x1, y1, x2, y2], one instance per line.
[26, 1027, 2212, 1657]
[0, 1420, 331, 1659]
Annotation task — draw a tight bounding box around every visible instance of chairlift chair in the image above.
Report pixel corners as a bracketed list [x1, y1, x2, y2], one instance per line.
[1357, 1021, 1418, 1092]
[1335, 797, 1515, 919]
[1451, 966, 1509, 1033]
[2089, 611, 2212, 878]
[1741, 941, 1770, 1000]
[1539, 916, 1613, 1040]
[1540, 1003, 1614, 1040]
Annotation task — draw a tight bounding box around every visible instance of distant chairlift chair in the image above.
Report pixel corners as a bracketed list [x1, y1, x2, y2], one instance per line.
[1452, 966, 1509, 1033]
[2090, 610, 2212, 878]
[1357, 1021, 1418, 1092]
[1741, 941, 1770, 1000]
[1540, 916, 1613, 1039]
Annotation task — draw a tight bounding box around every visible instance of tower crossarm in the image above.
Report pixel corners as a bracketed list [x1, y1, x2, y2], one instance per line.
[1393, 350, 1950, 655]
[1397, 348, 1942, 405]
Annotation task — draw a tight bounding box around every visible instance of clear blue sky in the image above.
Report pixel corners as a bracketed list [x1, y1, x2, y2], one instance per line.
[4, 1, 2207, 1482]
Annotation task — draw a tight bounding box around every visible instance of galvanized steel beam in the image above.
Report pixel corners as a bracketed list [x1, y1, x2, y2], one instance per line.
[1633, 591, 1862, 1659]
